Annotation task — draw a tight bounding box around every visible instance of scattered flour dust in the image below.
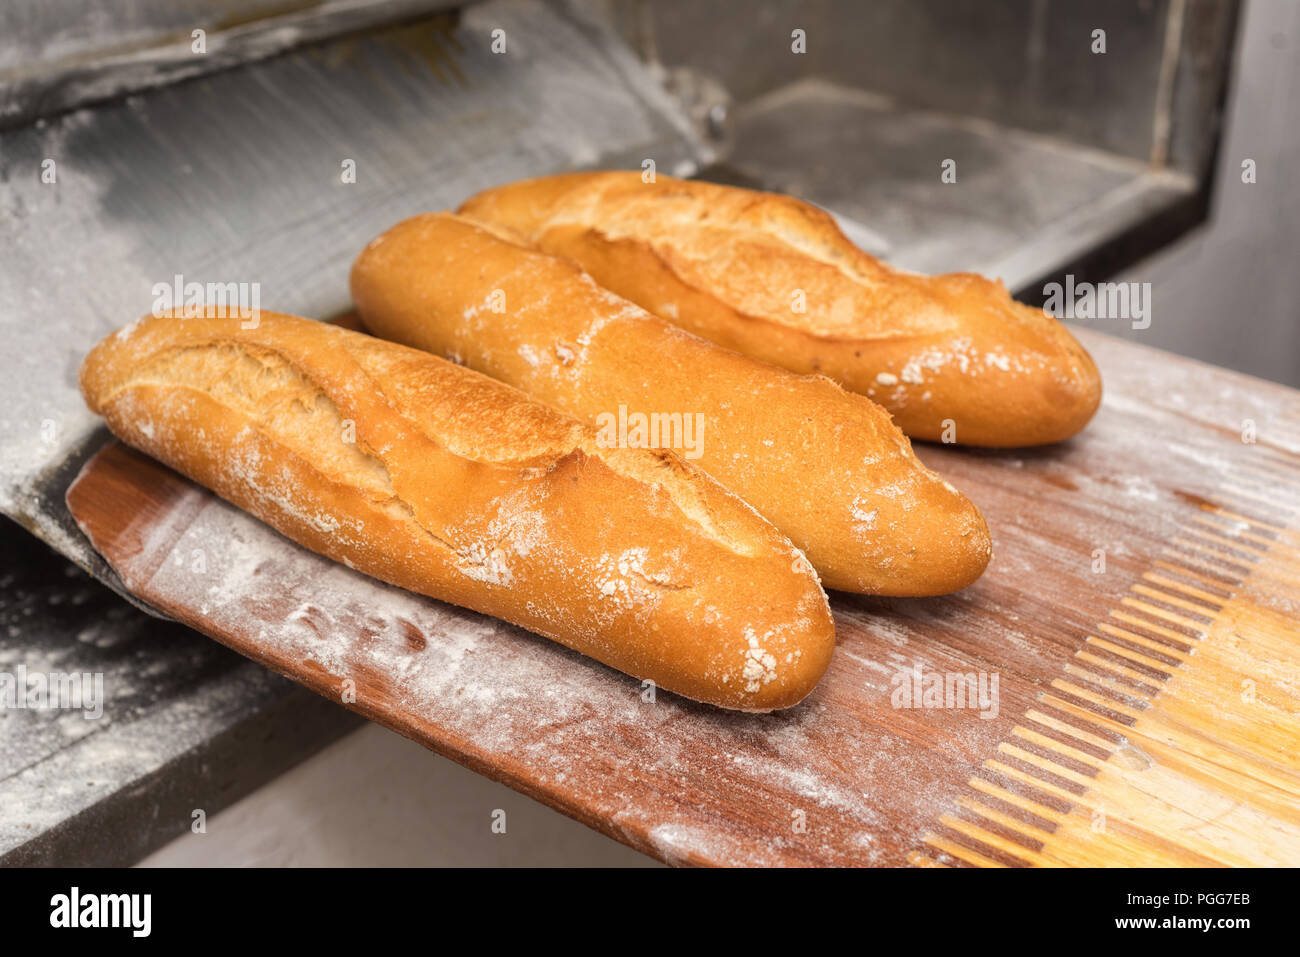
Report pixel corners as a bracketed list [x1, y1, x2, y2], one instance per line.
[849, 496, 878, 530]
[593, 547, 673, 600]
[646, 823, 768, 867]
[456, 542, 513, 586]
[133, 495, 556, 727]
[741, 629, 780, 693]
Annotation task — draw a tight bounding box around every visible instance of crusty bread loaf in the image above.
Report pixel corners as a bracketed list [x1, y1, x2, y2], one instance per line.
[350, 213, 992, 596]
[79, 310, 836, 711]
[458, 171, 1102, 447]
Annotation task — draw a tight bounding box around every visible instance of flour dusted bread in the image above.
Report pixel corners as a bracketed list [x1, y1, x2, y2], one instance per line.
[79, 310, 836, 711]
[458, 171, 1102, 447]
[351, 213, 992, 596]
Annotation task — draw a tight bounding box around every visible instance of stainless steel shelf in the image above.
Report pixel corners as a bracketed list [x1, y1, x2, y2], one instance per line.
[724, 78, 1197, 293]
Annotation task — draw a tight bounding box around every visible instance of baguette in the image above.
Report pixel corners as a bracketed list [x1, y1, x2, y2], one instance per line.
[458, 171, 1102, 447]
[350, 213, 992, 596]
[79, 310, 837, 711]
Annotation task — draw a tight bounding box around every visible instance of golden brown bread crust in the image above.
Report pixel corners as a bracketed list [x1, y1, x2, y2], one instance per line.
[79, 310, 836, 711]
[458, 171, 1102, 448]
[350, 213, 992, 596]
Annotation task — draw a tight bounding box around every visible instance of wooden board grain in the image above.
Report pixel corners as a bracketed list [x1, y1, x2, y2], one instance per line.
[66, 329, 1300, 866]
